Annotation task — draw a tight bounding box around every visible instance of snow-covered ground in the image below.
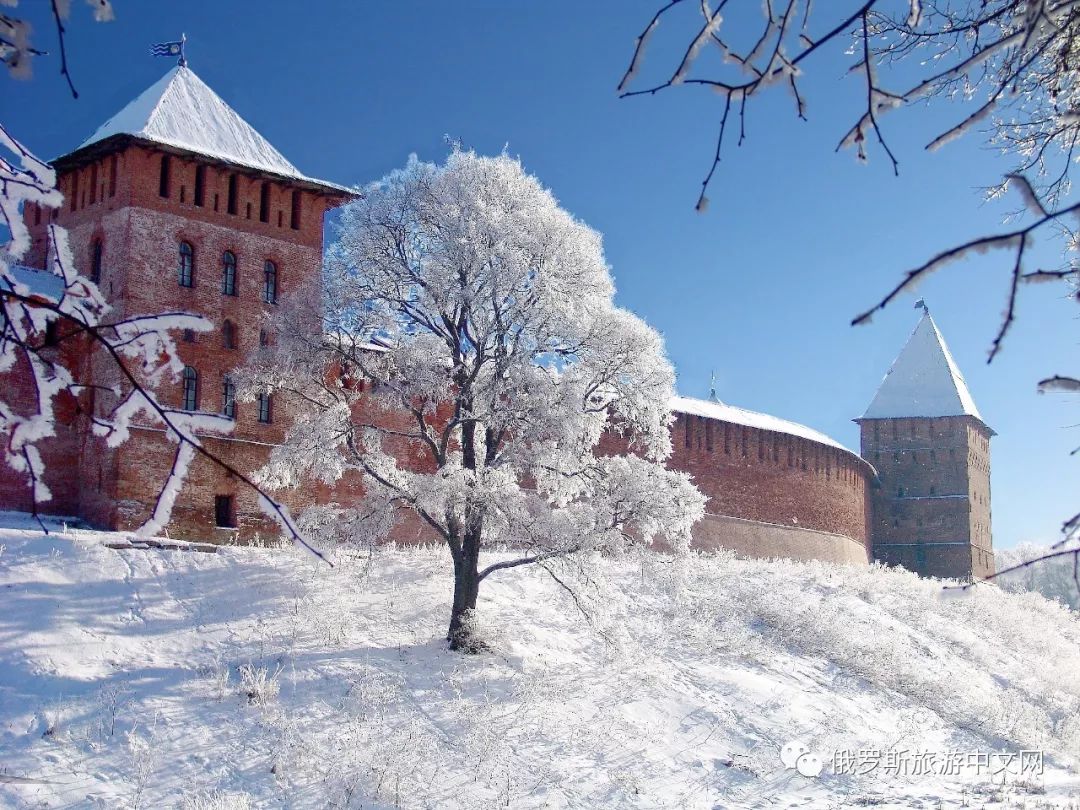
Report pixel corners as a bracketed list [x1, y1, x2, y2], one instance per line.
[1, 514, 1078, 809]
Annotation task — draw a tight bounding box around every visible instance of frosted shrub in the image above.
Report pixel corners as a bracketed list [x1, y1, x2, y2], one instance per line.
[181, 790, 255, 810]
[202, 662, 231, 701]
[239, 663, 281, 706]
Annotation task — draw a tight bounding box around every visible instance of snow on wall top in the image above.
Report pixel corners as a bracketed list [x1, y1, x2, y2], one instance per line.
[861, 313, 983, 422]
[77, 66, 337, 186]
[671, 395, 853, 454]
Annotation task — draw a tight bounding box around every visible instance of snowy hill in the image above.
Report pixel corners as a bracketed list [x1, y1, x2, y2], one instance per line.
[1, 516, 1079, 809]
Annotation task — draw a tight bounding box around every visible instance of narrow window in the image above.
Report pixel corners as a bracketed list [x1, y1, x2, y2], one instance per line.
[221, 250, 237, 296]
[179, 186, 186, 203]
[194, 165, 206, 207]
[222, 319, 236, 350]
[182, 366, 199, 411]
[683, 415, 691, 449]
[259, 328, 269, 347]
[246, 202, 252, 219]
[277, 211, 283, 228]
[227, 174, 238, 215]
[90, 239, 103, 283]
[108, 155, 118, 197]
[222, 376, 236, 418]
[34, 204, 41, 226]
[159, 154, 171, 198]
[89, 163, 98, 205]
[263, 260, 278, 304]
[290, 189, 302, 230]
[214, 495, 235, 528]
[897, 486, 905, 498]
[257, 392, 273, 424]
[178, 241, 195, 287]
[259, 181, 270, 223]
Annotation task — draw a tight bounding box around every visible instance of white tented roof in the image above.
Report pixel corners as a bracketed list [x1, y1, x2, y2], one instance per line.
[861, 312, 983, 421]
[77, 66, 347, 189]
[671, 395, 853, 454]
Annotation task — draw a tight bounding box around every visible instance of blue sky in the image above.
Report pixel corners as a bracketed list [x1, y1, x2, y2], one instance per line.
[3, 1, 1076, 550]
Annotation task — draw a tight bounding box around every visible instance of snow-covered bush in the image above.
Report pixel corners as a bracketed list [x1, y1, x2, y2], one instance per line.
[239, 663, 281, 707]
[181, 790, 254, 810]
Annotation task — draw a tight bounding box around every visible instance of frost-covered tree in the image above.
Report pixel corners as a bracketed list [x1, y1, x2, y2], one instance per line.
[239, 150, 705, 650]
[622, 0, 1080, 572]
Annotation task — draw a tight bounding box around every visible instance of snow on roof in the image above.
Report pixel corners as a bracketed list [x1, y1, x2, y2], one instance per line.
[76, 66, 350, 191]
[861, 312, 983, 422]
[671, 394, 854, 454]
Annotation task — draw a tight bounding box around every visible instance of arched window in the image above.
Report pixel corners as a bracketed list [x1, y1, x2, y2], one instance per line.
[222, 319, 236, 350]
[221, 250, 237, 296]
[178, 241, 195, 287]
[182, 366, 199, 411]
[90, 239, 103, 283]
[263, 260, 277, 304]
[257, 392, 273, 424]
[222, 376, 236, 419]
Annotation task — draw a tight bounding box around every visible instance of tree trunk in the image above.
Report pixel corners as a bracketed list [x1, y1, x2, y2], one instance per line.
[447, 510, 485, 651]
[447, 415, 486, 652]
[447, 541, 481, 651]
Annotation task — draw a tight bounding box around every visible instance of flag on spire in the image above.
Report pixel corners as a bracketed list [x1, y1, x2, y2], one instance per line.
[150, 34, 186, 66]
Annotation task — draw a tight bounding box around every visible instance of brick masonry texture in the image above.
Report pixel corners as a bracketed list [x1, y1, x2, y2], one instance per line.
[860, 415, 994, 580]
[0, 140, 993, 579]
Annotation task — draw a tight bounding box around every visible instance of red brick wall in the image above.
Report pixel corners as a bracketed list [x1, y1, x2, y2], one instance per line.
[3, 141, 876, 568]
[670, 412, 871, 547]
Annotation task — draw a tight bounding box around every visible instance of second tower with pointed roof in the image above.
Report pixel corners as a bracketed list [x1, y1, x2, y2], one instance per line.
[857, 311, 995, 581]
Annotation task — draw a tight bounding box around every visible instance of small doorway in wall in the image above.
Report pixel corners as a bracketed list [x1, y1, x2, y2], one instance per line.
[215, 495, 236, 529]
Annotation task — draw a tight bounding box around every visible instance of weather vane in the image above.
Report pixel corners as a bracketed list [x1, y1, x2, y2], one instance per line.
[150, 33, 187, 67]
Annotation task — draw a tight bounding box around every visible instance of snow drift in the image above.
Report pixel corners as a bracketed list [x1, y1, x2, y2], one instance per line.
[1, 516, 1078, 808]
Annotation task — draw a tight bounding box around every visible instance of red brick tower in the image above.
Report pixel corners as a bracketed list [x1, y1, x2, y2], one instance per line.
[857, 309, 995, 581]
[15, 65, 353, 539]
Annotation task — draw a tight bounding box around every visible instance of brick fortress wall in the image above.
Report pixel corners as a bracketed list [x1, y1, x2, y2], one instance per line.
[670, 412, 871, 565]
[0, 142, 874, 564]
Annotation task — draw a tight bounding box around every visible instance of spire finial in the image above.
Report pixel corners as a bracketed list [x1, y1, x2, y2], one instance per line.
[178, 33, 187, 67]
[708, 370, 719, 403]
